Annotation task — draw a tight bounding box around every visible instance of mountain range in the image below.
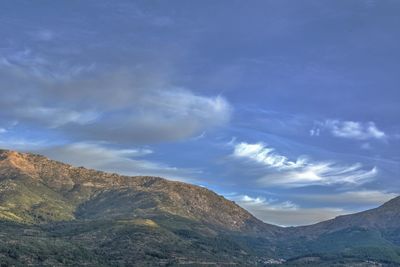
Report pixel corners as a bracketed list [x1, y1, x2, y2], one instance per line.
[0, 149, 399, 266]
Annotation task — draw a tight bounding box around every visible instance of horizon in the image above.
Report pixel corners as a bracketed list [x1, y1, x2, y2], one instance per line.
[0, 0, 399, 226]
[1, 147, 399, 228]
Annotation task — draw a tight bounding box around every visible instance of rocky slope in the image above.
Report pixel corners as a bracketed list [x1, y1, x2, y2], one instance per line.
[0, 149, 277, 233]
[0, 149, 282, 266]
[0, 149, 399, 266]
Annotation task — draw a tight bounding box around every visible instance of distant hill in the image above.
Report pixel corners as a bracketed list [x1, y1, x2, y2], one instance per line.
[278, 196, 400, 265]
[0, 149, 399, 266]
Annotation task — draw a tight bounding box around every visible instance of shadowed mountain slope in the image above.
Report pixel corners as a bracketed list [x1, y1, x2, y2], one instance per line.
[297, 196, 400, 236]
[278, 196, 400, 265]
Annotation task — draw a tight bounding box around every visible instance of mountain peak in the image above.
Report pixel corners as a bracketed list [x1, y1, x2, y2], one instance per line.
[0, 149, 276, 233]
[0, 149, 399, 265]
[0, 150, 40, 179]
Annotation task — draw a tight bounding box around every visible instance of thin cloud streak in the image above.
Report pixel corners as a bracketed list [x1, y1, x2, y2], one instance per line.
[295, 190, 399, 206]
[233, 142, 307, 170]
[232, 142, 377, 188]
[35, 143, 201, 183]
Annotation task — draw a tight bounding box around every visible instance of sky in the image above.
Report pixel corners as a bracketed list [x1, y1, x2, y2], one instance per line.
[0, 0, 399, 226]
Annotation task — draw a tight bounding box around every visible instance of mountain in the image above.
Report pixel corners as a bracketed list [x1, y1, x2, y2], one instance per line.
[0, 149, 279, 231]
[0, 149, 280, 266]
[299, 196, 400, 234]
[0, 149, 399, 266]
[279, 196, 400, 266]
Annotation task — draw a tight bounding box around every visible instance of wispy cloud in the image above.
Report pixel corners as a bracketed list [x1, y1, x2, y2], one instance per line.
[295, 190, 398, 206]
[232, 142, 377, 187]
[17, 107, 99, 127]
[31, 29, 54, 42]
[0, 48, 95, 81]
[228, 194, 347, 226]
[237, 195, 298, 211]
[233, 142, 307, 169]
[0, 136, 200, 182]
[324, 120, 386, 140]
[0, 137, 49, 151]
[34, 142, 201, 182]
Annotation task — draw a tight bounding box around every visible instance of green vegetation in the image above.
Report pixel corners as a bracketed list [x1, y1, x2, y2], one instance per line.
[0, 179, 75, 224]
[0, 150, 399, 266]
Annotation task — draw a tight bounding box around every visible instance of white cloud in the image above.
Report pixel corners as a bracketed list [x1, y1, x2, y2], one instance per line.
[233, 142, 306, 170]
[310, 127, 320, 136]
[228, 194, 347, 226]
[263, 163, 377, 188]
[324, 120, 386, 140]
[240, 195, 298, 210]
[232, 142, 377, 187]
[0, 128, 6, 134]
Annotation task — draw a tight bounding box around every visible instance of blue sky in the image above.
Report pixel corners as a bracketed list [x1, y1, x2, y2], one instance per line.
[0, 0, 399, 226]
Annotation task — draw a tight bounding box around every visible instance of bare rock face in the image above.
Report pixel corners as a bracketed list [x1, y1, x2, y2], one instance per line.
[0, 149, 276, 233]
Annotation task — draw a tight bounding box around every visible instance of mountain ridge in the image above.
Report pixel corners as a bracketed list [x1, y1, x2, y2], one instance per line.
[0, 148, 399, 266]
[0, 149, 277, 233]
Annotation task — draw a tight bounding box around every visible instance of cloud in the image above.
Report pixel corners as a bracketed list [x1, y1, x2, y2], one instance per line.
[360, 142, 372, 150]
[233, 142, 306, 169]
[0, 57, 232, 144]
[309, 127, 320, 136]
[32, 143, 200, 182]
[324, 120, 386, 140]
[31, 29, 54, 42]
[64, 88, 231, 144]
[17, 107, 99, 127]
[239, 195, 298, 210]
[0, 136, 199, 182]
[229, 190, 399, 226]
[228, 194, 347, 226]
[232, 142, 377, 187]
[0, 128, 6, 134]
[262, 162, 377, 188]
[296, 190, 398, 206]
[0, 137, 49, 151]
[0, 49, 95, 81]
